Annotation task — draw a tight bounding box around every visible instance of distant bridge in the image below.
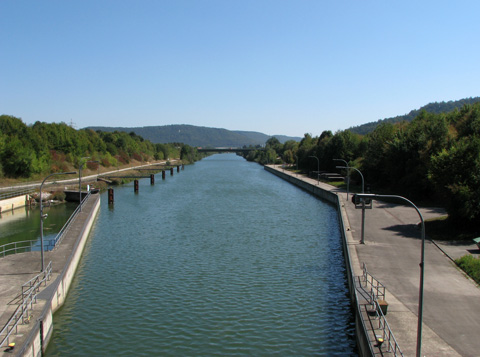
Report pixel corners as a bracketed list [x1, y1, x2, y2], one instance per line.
[197, 147, 263, 153]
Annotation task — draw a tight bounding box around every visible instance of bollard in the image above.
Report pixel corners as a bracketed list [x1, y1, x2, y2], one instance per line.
[162, 170, 166, 180]
[177, 165, 180, 173]
[134, 180, 139, 193]
[108, 188, 114, 204]
[170, 167, 174, 176]
[150, 174, 155, 185]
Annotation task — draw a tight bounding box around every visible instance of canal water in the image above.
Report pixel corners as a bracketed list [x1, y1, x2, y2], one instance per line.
[46, 154, 356, 356]
[0, 202, 77, 249]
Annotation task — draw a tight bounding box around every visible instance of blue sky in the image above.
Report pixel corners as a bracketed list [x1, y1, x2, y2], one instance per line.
[1, 1, 479, 137]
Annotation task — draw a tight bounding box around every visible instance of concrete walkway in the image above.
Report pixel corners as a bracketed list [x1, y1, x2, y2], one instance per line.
[272, 166, 480, 356]
[0, 194, 100, 355]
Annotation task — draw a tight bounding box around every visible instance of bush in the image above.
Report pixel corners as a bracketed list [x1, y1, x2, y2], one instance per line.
[455, 255, 480, 284]
[51, 190, 66, 201]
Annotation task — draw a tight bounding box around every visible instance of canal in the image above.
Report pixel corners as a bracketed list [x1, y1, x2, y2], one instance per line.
[46, 154, 356, 356]
[0, 201, 77, 250]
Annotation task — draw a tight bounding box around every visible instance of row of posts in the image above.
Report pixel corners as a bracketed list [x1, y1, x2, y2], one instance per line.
[108, 165, 184, 204]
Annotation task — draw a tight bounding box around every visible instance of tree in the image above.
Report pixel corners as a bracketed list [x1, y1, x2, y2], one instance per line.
[429, 136, 480, 225]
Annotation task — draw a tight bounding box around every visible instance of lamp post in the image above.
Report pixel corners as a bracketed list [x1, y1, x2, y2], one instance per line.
[355, 193, 425, 357]
[333, 159, 350, 200]
[308, 155, 320, 184]
[40, 171, 76, 271]
[337, 165, 366, 244]
[79, 158, 99, 212]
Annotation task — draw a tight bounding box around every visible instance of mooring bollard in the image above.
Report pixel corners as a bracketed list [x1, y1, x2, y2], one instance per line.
[108, 188, 114, 204]
[150, 174, 155, 185]
[170, 167, 174, 176]
[134, 180, 139, 193]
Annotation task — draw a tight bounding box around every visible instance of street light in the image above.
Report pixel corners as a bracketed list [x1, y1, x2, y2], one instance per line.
[355, 193, 425, 357]
[337, 165, 366, 244]
[40, 171, 76, 271]
[308, 155, 320, 184]
[79, 158, 99, 212]
[333, 159, 350, 199]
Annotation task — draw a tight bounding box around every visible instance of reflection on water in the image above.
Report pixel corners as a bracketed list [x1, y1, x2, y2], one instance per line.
[0, 202, 78, 247]
[47, 154, 357, 356]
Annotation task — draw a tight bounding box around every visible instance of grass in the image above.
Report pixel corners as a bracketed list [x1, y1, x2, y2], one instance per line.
[456, 255, 480, 285]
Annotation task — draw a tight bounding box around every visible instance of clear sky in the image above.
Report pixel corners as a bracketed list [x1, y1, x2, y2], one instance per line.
[1, 1, 479, 137]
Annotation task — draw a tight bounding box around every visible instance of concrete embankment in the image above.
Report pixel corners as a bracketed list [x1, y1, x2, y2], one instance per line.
[266, 165, 480, 356]
[0, 195, 31, 214]
[264, 166, 371, 355]
[0, 193, 100, 357]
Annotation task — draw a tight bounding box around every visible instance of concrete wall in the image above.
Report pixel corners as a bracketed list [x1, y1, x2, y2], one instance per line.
[19, 195, 101, 357]
[0, 195, 30, 214]
[265, 166, 372, 357]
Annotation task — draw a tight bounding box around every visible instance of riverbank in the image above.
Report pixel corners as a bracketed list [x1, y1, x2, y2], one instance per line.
[0, 193, 100, 356]
[266, 164, 480, 356]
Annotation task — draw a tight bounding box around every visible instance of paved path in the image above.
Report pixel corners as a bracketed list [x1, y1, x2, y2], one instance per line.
[0, 194, 100, 355]
[271, 166, 480, 356]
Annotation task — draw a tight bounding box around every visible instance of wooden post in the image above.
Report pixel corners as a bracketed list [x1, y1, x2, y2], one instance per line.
[170, 167, 174, 176]
[134, 180, 139, 193]
[150, 174, 155, 185]
[177, 165, 180, 173]
[162, 170, 166, 180]
[108, 188, 114, 204]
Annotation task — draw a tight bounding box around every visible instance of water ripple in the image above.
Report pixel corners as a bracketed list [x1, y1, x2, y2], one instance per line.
[47, 155, 356, 356]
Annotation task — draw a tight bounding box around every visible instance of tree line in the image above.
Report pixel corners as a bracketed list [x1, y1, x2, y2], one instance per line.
[243, 103, 480, 228]
[0, 115, 202, 179]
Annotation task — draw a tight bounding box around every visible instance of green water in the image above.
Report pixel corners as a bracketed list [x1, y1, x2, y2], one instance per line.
[0, 202, 78, 250]
[46, 154, 357, 356]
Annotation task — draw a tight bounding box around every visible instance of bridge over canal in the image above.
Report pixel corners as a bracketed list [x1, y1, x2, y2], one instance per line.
[196, 147, 263, 153]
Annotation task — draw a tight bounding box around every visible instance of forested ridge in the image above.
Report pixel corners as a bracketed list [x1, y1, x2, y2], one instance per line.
[244, 102, 480, 228]
[86, 124, 302, 147]
[0, 115, 201, 180]
[349, 97, 480, 135]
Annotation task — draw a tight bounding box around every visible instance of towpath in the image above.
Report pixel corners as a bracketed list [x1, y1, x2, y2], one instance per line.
[270, 165, 480, 356]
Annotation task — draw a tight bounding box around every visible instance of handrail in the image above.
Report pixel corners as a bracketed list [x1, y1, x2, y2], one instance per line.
[362, 262, 386, 301]
[0, 187, 36, 201]
[0, 192, 91, 258]
[0, 261, 53, 349]
[53, 192, 90, 248]
[362, 264, 403, 356]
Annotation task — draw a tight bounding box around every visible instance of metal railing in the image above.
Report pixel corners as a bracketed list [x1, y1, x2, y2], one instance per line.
[0, 192, 91, 258]
[0, 262, 53, 349]
[362, 263, 386, 301]
[0, 187, 37, 201]
[361, 264, 403, 356]
[53, 191, 90, 248]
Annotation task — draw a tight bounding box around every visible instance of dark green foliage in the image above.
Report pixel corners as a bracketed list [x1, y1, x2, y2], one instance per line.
[349, 97, 480, 135]
[0, 115, 199, 178]
[242, 101, 480, 229]
[455, 255, 480, 284]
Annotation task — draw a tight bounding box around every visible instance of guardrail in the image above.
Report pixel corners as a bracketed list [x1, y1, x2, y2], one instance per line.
[0, 192, 92, 258]
[0, 187, 36, 201]
[362, 262, 386, 301]
[53, 191, 90, 248]
[0, 262, 53, 349]
[361, 264, 403, 356]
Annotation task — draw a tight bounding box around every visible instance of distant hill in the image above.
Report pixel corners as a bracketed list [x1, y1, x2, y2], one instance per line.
[86, 124, 302, 147]
[349, 97, 480, 135]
